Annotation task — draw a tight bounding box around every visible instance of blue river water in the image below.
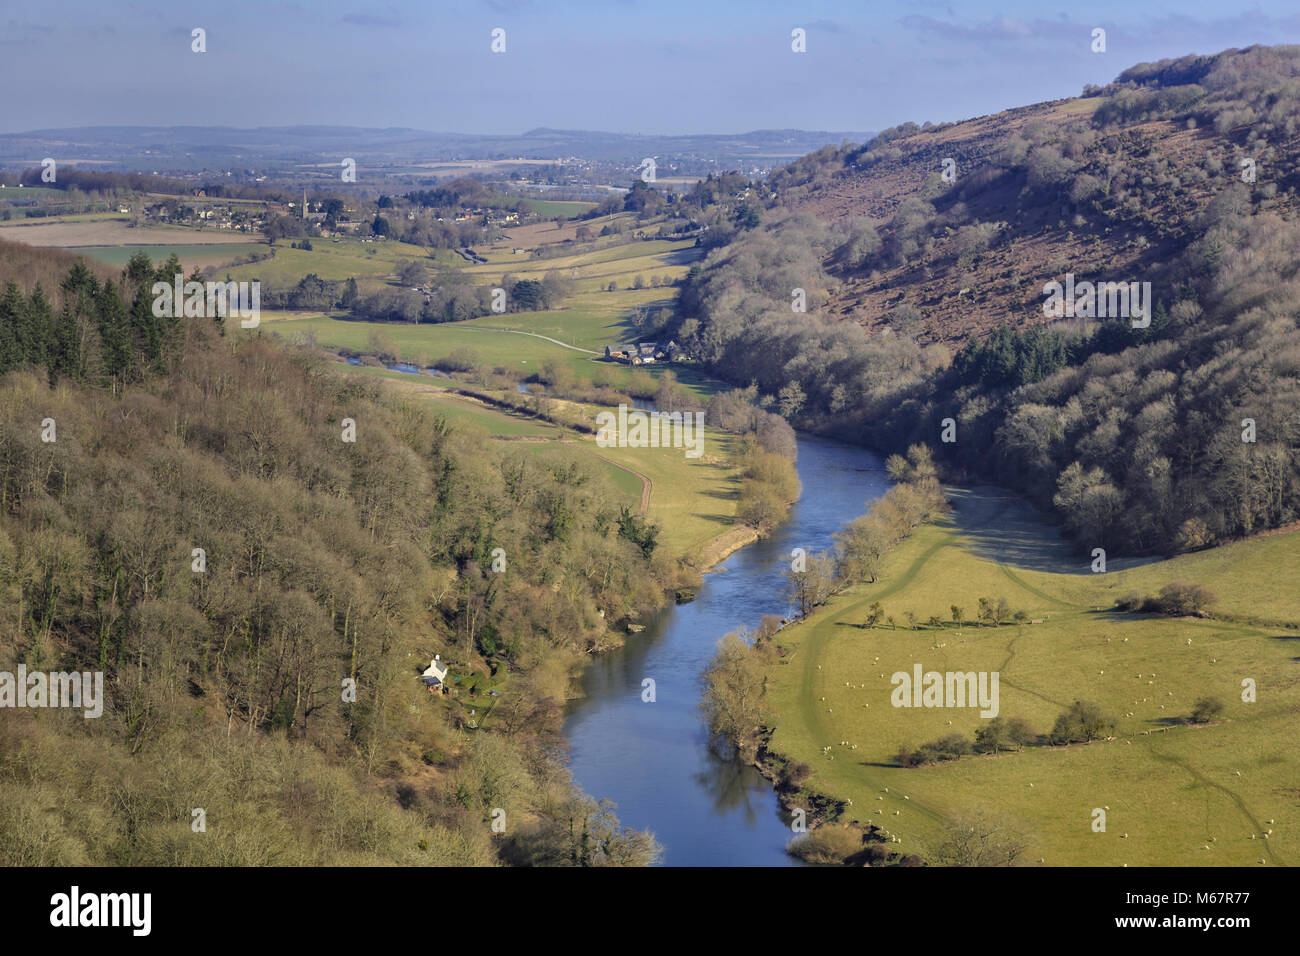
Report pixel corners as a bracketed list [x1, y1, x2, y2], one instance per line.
[563, 434, 891, 866]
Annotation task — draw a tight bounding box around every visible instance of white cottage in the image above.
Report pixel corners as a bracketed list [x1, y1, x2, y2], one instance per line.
[421, 655, 449, 691]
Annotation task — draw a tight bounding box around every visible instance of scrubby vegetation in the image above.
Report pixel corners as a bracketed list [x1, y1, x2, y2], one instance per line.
[671, 45, 1300, 559]
[1115, 581, 1218, 616]
[0, 245, 666, 865]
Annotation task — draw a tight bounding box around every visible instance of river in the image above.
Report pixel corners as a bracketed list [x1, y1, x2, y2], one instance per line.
[563, 434, 891, 865]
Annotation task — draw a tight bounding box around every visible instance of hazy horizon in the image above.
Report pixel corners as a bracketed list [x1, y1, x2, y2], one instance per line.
[4, 0, 1300, 137]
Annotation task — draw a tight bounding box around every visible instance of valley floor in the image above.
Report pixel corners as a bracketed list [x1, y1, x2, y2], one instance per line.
[764, 488, 1299, 866]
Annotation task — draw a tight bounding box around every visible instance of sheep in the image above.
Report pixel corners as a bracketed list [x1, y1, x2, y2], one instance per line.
[1121, 833, 1128, 838]
[1266, 819, 1274, 825]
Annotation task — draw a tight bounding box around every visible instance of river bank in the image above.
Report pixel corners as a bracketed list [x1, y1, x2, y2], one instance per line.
[563, 433, 890, 865]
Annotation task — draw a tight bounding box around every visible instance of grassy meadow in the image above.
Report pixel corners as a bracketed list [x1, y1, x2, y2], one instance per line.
[764, 487, 1299, 866]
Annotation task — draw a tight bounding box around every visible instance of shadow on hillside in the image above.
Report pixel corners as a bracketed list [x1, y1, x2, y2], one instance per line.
[692, 512, 733, 526]
[699, 488, 739, 501]
[945, 485, 1164, 575]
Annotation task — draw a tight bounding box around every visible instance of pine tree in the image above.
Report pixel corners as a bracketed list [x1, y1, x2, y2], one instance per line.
[53, 304, 81, 380]
[25, 283, 54, 372]
[0, 281, 22, 373]
[96, 281, 132, 390]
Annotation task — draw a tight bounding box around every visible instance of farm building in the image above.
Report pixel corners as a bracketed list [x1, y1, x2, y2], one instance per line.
[603, 340, 683, 365]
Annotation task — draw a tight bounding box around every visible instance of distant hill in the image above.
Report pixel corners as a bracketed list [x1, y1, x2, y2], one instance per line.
[0, 125, 873, 172]
[674, 44, 1300, 556]
[767, 44, 1300, 348]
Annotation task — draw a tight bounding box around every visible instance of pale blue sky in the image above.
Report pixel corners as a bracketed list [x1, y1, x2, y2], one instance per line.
[4, 0, 1299, 134]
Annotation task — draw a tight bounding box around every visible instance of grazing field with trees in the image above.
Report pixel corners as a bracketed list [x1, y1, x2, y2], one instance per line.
[755, 483, 1298, 866]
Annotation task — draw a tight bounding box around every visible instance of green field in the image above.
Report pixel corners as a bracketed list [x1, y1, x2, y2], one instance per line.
[765, 487, 1299, 866]
[0, 186, 66, 200]
[514, 198, 597, 217]
[68, 242, 264, 266]
[262, 313, 722, 401]
[344, 365, 738, 557]
[222, 236, 439, 285]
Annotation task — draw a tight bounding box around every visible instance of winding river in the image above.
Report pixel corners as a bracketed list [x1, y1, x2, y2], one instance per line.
[564, 434, 891, 866]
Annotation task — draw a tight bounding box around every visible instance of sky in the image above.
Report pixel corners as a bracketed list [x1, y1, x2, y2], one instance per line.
[4, 0, 1300, 135]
